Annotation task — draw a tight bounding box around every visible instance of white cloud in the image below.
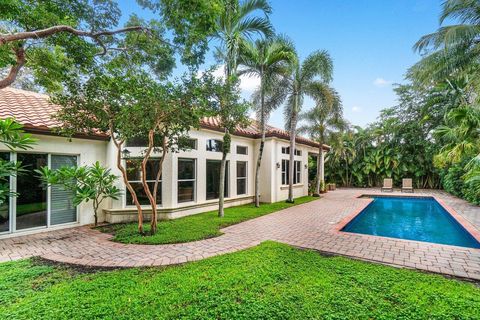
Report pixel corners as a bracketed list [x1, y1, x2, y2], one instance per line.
[373, 77, 391, 88]
[352, 106, 362, 113]
[198, 65, 260, 94]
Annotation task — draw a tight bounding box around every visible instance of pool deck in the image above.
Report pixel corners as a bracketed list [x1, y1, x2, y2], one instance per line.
[0, 188, 479, 280]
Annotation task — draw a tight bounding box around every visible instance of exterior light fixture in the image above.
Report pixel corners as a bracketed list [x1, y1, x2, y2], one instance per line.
[276, 162, 280, 169]
[304, 164, 308, 169]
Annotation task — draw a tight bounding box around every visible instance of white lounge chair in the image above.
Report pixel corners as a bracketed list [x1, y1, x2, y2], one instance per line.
[402, 178, 414, 193]
[381, 178, 393, 192]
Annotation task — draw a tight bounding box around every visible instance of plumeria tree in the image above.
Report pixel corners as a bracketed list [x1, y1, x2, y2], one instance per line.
[37, 162, 121, 226]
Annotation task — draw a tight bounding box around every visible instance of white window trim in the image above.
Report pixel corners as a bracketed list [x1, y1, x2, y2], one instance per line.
[124, 158, 163, 207]
[236, 161, 247, 195]
[177, 158, 197, 203]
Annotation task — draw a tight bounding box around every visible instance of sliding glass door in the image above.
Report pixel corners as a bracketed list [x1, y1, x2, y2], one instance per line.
[0, 152, 10, 233]
[16, 153, 48, 230]
[0, 152, 78, 233]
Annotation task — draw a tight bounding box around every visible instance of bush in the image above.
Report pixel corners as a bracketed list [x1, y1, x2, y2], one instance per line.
[441, 159, 480, 205]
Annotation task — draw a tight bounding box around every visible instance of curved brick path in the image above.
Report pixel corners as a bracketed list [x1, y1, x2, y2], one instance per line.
[1, 189, 480, 280]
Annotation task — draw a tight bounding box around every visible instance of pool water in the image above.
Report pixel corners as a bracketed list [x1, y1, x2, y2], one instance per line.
[342, 196, 480, 249]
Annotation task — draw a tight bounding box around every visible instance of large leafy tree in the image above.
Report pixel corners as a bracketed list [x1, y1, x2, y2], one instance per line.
[298, 85, 343, 195]
[238, 35, 295, 207]
[212, 0, 273, 216]
[281, 50, 333, 202]
[0, 0, 222, 91]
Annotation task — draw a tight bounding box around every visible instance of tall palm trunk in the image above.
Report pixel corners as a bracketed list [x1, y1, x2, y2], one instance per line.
[255, 73, 265, 207]
[314, 140, 324, 196]
[287, 92, 298, 203]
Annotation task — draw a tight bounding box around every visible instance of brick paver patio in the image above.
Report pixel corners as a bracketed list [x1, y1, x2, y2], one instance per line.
[1, 189, 479, 280]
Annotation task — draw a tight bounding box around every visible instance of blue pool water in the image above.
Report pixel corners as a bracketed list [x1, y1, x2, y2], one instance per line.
[342, 196, 480, 249]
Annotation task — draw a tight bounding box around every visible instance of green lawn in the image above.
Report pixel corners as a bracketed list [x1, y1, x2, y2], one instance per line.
[1, 242, 479, 319]
[99, 196, 317, 244]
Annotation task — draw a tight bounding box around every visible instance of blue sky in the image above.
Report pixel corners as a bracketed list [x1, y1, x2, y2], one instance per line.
[119, 0, 443, 129]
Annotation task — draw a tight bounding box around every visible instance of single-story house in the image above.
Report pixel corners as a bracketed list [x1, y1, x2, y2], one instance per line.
[0, 87, 329, 237]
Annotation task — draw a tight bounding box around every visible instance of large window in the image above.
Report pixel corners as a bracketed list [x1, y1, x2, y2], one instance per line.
[281, 147, 301, 156]
[236, 161, 247, 195]
[178, 158, 196, 203]
[206, 139, 223, 152]
[281, 160, 302, 185]
[295, 160, 302, 184]
[281, 159, 289, 185]
[206, 160, 229, 199]
[126, 159, 162, 206]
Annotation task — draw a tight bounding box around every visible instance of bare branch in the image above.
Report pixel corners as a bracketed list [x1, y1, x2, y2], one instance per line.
[0, 46, 25, 89]
[0, 25, 147, 44]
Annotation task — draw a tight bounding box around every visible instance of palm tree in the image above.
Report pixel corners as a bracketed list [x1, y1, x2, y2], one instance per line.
[238, 35, 295, 207]
[412, 0, 480, 83]
[213, 0, 274, 78]
[298, 85, 343, 195]
[281, 50, 333, 202]
[212, 0, 273, 217]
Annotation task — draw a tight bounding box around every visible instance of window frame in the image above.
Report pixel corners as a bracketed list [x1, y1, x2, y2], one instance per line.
[206, 139, 223, 152]
[294, 160, 301, 184]
[177, 158, 196, 203]
[125, 158, 162, 207]
[236, 145, 248, 155]
[236, 161, 247, 195]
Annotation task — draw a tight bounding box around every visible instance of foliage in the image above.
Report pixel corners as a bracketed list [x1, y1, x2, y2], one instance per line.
[37, 162, 121, 226]
[99, 196, 316, 244]
[0, 119, 35, 206]
[1, 242, 479, 319]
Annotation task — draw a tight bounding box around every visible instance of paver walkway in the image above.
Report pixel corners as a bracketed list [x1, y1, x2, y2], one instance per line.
[1, 189, 479, 280]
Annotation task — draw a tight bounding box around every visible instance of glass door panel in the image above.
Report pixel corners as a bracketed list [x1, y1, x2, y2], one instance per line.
[0, 152, 10, 232]
[16, 153, 47, 230]
[51, 155, 77, 225]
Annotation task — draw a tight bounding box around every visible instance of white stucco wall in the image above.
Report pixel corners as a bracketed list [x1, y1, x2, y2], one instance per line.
[1, 129, 324, 236]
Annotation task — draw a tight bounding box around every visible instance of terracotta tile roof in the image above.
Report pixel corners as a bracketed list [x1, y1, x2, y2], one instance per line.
[200, 116, 329, 150]
[0, 87, 329, 149]
[0, 87, 108, 140]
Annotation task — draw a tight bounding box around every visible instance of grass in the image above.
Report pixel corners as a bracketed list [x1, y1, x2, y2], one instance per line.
[98, 196, 317, 244]
[0, 242, 479, 319]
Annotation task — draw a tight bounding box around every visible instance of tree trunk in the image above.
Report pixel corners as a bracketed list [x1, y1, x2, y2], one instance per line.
[112, 137, 143, 233]
[287, 94, 298, 203]
[93, 200, 99, 227]
[255, 79, 266, 207]
[314, 145, 322, 196]
[218, 142, 228, 218]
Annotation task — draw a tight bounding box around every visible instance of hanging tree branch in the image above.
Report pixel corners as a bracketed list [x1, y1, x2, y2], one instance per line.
[0, 25, 148, 89]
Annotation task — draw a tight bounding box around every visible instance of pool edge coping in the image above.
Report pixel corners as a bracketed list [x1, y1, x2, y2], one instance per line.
[334, 193, 480, 251]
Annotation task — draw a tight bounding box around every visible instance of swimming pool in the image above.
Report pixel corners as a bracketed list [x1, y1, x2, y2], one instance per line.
[342, 196, 480, 249]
